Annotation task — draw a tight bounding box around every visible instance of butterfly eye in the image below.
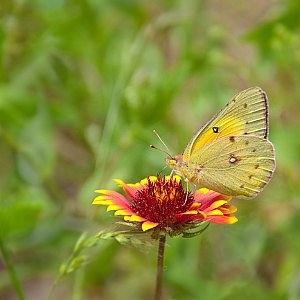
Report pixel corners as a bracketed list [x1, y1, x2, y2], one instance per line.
[212, 126, 219, 133]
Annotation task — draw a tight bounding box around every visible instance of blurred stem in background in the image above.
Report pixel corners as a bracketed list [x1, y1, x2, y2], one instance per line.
[0, 238, 25, 300]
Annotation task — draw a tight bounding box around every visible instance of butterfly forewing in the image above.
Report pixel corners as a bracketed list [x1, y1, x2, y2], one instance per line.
[183, 87, 268, 161]
[187, 135, 275, 198]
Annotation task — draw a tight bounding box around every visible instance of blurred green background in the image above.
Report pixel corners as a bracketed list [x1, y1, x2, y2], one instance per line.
[1, 0, 300, 299]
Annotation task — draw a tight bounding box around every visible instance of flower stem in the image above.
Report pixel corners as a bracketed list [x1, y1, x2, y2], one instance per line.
[154, 234, 166, 300]
[0, 238, 25, 300]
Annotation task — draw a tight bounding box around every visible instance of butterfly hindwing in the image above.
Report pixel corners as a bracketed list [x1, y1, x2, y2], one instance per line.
[183, 87, 268, 160]
[187, 135, 275, 198]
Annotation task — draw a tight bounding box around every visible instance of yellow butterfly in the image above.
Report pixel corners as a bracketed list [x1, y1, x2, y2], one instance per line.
[164, 87, 276, 199]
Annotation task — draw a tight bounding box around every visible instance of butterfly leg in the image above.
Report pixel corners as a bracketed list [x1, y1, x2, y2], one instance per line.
[184, 178, 190, 205]
[183, 181, 197, 205]
[193, 184, 196, 194]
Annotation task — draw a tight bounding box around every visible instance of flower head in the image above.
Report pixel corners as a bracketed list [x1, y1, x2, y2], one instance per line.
[93, 175, 237, 236]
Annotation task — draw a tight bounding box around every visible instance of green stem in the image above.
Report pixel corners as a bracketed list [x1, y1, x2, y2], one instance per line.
[154, 235, 166, 300]
[0, 238, 25, 300]
[71, 268, 84, 300]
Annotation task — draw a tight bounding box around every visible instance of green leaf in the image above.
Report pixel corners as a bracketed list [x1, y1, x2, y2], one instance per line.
[0, 200, 41, 241]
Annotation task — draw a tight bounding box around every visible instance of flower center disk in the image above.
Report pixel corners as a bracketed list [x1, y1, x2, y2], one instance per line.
[131, 177, 194, 227]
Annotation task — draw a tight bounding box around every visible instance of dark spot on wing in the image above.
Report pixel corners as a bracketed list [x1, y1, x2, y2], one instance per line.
[229, 154, 239, 164]
[229, 136, 235, 142]
[212, 126, 219, 133]
[195, 166, 202, 173]
[240, 184, 244, 188]
[245, 140, 249, 145]
[249, 175, 253, 179]
[255, 164, 259, 169]
[252, 149, 256, 152]
[244, 103, 247, 108]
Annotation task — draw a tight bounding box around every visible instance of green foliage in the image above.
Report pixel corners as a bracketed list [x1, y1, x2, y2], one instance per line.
[58, 233, 98, 278]
[0, 198, 41, 241]
[0, 0, 299, 299]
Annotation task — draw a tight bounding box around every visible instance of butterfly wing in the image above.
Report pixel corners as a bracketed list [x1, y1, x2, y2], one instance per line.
[187, 135, 275, 199]
[183, 87, 268, 161]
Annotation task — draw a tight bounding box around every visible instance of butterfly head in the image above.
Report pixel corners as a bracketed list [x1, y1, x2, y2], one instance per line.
[165, 156, 177, 168]
[165, 155, 183, 172]
[150, 130, 185, 177]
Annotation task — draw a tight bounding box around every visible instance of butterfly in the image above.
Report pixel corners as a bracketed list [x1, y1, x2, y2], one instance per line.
[164, 87, 276, 199]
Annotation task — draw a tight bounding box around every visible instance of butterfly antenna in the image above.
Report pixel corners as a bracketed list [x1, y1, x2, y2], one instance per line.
[150, 145, 171, 157]
[150, 130, 172, 157]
